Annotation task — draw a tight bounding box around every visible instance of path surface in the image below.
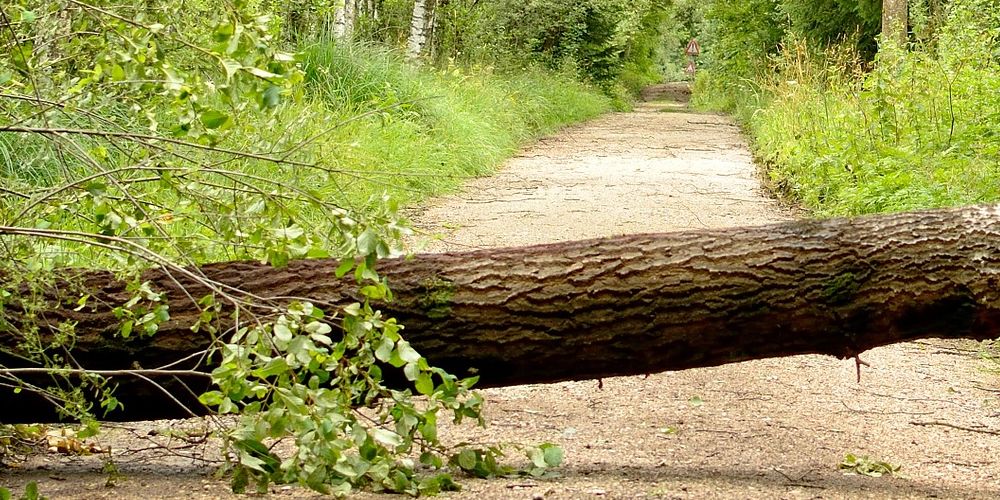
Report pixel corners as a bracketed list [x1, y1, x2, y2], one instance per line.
[402, 83, 1000, 499]
[406, 85, 786, 251]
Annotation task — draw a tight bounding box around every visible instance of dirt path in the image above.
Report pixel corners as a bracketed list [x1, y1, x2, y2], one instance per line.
[406, 84, 786, 252]
[2, 84, 998, 500]
[402, 83, 1000, 499]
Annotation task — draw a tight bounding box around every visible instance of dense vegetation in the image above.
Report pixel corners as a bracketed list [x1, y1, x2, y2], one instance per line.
[688, 0, 999, 216]
[0, 0, 691, 495]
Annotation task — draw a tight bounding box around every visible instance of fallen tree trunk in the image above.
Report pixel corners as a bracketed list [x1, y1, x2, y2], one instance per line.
[3, 204, 1000, 423]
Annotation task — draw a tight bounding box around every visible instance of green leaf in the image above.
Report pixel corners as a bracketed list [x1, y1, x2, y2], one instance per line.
[221, 59, 242, 81]
[252, 358, 289, 378]
[374, 336, 394, 362]
[23, 481, 39, 500]
[198, 390, 225, 407]
[304, 321, 331, 335]
[10, 42, 33, 72]
[231, 465, 249, 493]
[262, 85, 281, 108]
[119, 320, 133, 338]
[343, 303, 361, 317]
[541, 443, 564, 467]
[200, 109, 230, 129]
[415, 372, 434, 396]
[373, 428, 403, 448]
[403, 361, 420, 381]
[213, 22, 236, 43]
[0, 485, 10, 500]
[335, 259, 354, 278]
[85, 181, 107, 197]
[456, 449, 477, 470]
[274, 320, 293, 342]
[527, 447, 546, 468]
[397, 340, 421, 364]
[419, 473, 459, 495]
[248, 67, 279, 79]
[356, 228, 378, 255]
[420, 452, 444, 469]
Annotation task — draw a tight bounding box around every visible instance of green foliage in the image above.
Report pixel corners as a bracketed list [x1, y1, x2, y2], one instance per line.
[780, 0, 881, 59]
[687, 0, 785, 113]
[698, 0, 786, 80]
[0, 424, 43, 460]
[618, 2, 675, 94]
[1, 0, 604, 495]
[0, 481, 45, 500]
[203, 289, 490, 495]
[293, 42, 610, 207]
[749, 31, 1000, 216]
[657, 0, 706, 82]
[475, 0, 669, 93]
[692, 0, 1000, 217]
[980, 340, 1000, 374]
[839, 453, 901, 477]
[937, 0, 1000, 63]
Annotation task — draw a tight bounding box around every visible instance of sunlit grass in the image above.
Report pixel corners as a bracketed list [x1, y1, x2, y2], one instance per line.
[694, 39, 1000, 217]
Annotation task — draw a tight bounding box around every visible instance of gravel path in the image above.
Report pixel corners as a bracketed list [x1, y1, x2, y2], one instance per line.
[401, 83, 1000, 499]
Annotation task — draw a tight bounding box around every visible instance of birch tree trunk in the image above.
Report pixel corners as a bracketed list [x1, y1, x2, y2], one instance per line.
[3, 205, 1000, 422]
[333, 1, 347, 38]
[882, 0, 908, 46]
[406, 0, 436, 59]
[344, 0, 356, 39]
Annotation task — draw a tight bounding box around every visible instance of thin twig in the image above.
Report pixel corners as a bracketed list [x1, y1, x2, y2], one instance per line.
[0, 367, 210, 378]
[0, 126, 314, 167]
[910, 420, 1000, 436]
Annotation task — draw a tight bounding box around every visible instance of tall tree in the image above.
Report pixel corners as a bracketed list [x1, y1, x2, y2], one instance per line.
[882, 0, 908, 45]
[332, 0, 357, 39]
[344, 0, 357, 38]
[407, 0, 437, 59]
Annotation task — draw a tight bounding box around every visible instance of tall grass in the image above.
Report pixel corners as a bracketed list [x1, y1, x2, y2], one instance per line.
[695, 35, 1000, 217]
[749, 40, 1000, 216]
[230, 42, 611, 213]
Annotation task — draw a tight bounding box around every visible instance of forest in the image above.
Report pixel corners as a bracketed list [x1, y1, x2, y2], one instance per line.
[1, 0, 998, 497]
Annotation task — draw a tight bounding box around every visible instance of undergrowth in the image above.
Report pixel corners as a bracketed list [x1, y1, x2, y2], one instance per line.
[692, 1, 1000, 217]
[289, 42, 610, 210]
[747, 40, 1000, 216]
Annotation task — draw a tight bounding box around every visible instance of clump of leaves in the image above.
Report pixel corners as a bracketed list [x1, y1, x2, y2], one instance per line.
[0, 424, 44, 462]
[838, 453, 901, 477]
[0, 481, 45, 500]
[203, 259, 563, 495]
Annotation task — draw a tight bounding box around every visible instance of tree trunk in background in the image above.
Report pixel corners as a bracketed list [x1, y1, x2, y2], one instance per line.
[5, 205, 1000, 422]
[882, 0, 908, 46]
[333, 1, 347, 38]
[344, 0, 356, 39]
[406, 0, 436, 59]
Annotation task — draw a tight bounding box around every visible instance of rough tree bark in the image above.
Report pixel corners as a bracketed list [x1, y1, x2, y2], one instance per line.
[4, 204, 1000, 422]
